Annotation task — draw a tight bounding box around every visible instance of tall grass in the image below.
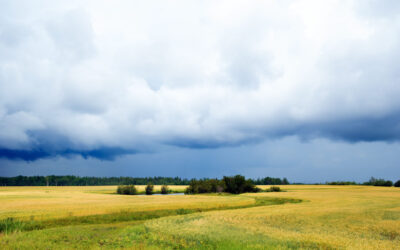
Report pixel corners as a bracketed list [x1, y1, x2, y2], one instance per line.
[0, 217, 42, 234]
[0, 218, 25, 234]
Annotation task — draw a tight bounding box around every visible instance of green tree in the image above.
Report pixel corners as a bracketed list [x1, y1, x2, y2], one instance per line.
[161, 185, 169, 194]
[145, 184, 154, 195]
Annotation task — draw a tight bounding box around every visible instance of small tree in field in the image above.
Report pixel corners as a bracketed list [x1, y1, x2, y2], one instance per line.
[395, 180, 400, 187]
[145, 183, 154, 195]
[161, 185, 169, 194]
[126, 185, 137, 195]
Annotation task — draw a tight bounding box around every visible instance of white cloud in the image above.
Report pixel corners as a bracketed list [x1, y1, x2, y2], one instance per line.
[1, 0, 400, 157]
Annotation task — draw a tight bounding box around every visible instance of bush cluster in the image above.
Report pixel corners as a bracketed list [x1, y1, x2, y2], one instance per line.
[145, 184, 154, 195]
[394, 180, 400, 187]
[266, 186, 281, 192]
[117, 185, 137, 195]
[185, 175, 260, 194]
[161, 185, 169, 194]
[185, 179, 225, 194]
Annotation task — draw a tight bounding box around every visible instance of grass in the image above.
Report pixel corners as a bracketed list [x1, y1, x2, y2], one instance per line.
[1, 185, 400, 249]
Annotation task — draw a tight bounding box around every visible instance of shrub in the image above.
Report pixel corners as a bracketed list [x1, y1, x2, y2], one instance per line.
[145, 184, 154, 195]
[395, 180, 400, 187]
[125, 185, 137, 195]
[268, 186, 281, 192]
[161, 185, 169, 194]
[116, 185, 137, 195]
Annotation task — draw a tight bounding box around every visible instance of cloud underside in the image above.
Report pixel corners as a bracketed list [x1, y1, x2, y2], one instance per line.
[1, 0, 400, 160]
[0, 147, 135, 161]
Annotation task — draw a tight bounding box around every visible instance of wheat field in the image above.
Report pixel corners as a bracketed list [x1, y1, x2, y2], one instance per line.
[0, 185, 254, 220]
[1, 185, 400, 249]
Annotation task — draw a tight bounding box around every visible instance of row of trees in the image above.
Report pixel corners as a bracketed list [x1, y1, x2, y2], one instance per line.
[0, 176, 191, 186]
[0, 175, 289, 186]
[363, 177, 394, 187]
[327, 177, 400, 187]
[185, 175, 261, 194]
[2, 175, 398, 187]
[326, 181, 358, 185]
[252, 177, 289, 185]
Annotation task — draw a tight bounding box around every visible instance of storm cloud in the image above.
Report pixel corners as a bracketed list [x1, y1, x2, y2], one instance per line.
[1, 0, 400, 161]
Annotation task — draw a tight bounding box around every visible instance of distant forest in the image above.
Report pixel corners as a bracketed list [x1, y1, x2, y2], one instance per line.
[0, 175, 289, 186]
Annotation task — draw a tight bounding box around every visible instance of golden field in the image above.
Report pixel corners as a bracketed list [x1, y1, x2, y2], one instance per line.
[1, 185, 400, 249]
[146, 185, 400, 249]
[0, 185, 253, 220]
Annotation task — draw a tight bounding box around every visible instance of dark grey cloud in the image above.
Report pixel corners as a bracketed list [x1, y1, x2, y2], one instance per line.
[0, 147, 136, 161]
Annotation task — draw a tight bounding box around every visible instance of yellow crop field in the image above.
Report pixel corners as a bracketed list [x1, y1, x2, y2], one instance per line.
[1, 185, 400, 249]
[0, 185, 254, 220]
[144, 185, 400, 249]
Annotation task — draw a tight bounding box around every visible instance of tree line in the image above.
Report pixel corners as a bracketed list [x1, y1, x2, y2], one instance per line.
[0, 176, 190, 186]
[252, 177, 289, 185]
[327, 177, 400, 187]
[0, 175, 290, 186]
[1, 175, 398, 187]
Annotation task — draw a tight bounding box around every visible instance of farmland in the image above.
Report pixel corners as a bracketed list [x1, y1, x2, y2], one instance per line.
[1, 185, 400, 249]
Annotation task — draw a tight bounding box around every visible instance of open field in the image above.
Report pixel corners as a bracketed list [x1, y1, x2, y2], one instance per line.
[1, 185, 400, 249]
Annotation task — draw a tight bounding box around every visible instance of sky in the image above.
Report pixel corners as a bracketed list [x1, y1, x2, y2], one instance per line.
[1, 0, 400, 182]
